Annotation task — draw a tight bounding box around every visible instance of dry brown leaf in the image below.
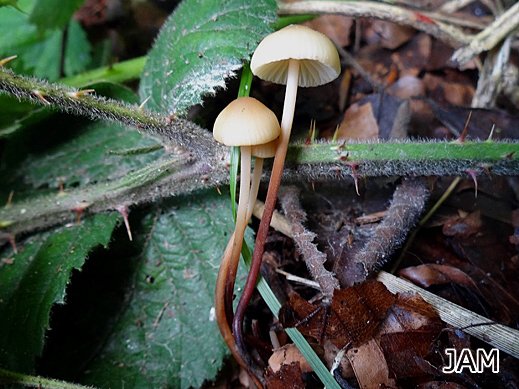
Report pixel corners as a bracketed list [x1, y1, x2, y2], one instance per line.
[442, 210, 482, 239]
[337, 102, 379, 140]
[391, 33, 431, 77]
[305, 15, 353, 48]
[423, 73, 475, 106]
[346, 339, 397, 389]
[370, 20, 415, 49]
[279, 280, 396, 348]
[399, 264, 479, 289]
[268, 344, 312, 374]
[265, 362, 306, 389]
[378, 293, 443, 379]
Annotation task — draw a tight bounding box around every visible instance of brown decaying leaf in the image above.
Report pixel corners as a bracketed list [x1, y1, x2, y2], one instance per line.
[399, 264, 479, 290]
[346, 339, 397, 389]
[391, 33, 431, 77]
[378, 293, 443, 379]
[279, 280, 396, 348]
[337, 101, 379, 140]
[268, 344, 312, 374]
[304, 15, 353, 48]
[423, 73, 475, 107]
[442, 210, 482, 239]
[368, 20, 415, 49]
[265, 362, 306, 389]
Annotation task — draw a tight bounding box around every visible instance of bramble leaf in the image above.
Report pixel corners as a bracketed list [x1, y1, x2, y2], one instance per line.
[139, 0, 276, 115]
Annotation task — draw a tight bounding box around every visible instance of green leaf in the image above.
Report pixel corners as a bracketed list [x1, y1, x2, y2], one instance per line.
[0, 212, 120, 373]
[1, 119, 164, 192]
[64, 19, 92, 77]
[0, 0, 58, 79]
[83, 192, 235, 389]
[21, 28, 62, 80]
[0, 0, 23, 11]
[0, 0, 91, 80]
[28, 0, 84, 30]
[139, 0, 277, 115]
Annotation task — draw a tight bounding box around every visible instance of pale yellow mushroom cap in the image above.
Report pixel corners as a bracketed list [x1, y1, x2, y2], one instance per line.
[213, 97, 281, 146]
[251, 24, 341, 87]
[251, 138, 278, 158]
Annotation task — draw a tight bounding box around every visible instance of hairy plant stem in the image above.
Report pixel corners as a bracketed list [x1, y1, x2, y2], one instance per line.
[0, 156, 227, 239]
[0, 367, 94, 389]
[0, 67, 221, 158]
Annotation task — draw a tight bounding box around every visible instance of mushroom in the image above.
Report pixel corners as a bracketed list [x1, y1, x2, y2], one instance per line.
[233, 24, 341, 358]
[212, 97, 280, 380]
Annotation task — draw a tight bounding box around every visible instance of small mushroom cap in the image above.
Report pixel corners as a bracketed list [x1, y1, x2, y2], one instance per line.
[251, 24, 341, 87]
[252, 138, 278, 158]
[213, 97, 281, 146]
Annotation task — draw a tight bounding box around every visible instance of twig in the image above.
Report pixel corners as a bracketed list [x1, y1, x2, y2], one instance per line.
[252, 200, 293, 237]
[451, 2, 519, 65]
[377, 271, 519, 359]
[472, 36, 512, 108]
[275, 268, 321, 289]
[279, 186, 340, 298]
[338, 178, 429, 287]
[0, 68, 221, 159]
[278, 0, 471, 48]
[439, 0, 477, 13]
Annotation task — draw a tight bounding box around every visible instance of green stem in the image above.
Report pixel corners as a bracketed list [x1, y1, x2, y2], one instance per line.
[0, 367, 94, 389]
[0, 156, 227, 237]
[0, 67, 220, 158]
[286, 141, 519, 175]
[61, 57, 146, 88]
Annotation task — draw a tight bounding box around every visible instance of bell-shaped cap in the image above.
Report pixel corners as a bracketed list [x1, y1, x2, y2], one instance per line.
[251, 24, 341, 88]
[213, 97, 281, 146]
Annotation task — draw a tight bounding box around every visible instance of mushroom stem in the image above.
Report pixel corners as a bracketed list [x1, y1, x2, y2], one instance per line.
[224, 146, 252, 317]
[233, 59, 300, 355]
[246, 157, 264, 222]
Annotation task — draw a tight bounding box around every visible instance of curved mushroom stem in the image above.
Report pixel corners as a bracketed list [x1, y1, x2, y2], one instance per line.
[215, 232, 265, 389]
[224, 146, 252, 319]
[214, 146, 266, 387]
[233, 59, 300, 361]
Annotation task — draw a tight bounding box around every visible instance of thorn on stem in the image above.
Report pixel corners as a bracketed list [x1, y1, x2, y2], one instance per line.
[332, 124, 340, 143]
[116, 205, 133, 241]
[465, 169, 479, 198]
[8, 234, 18, 254]
[139, 96, 151, 110]
[456, 111, 472, 143]
[305, 119, 317, 145]
[32, 90, 50, 105]
[67, 89, 95, 99]
[5, 191, 14, 207]
[347, 162, 360, 196]
[72, 201, 90, 224]
[0, 55, 17, 67]
[487, 123, 496, 142]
